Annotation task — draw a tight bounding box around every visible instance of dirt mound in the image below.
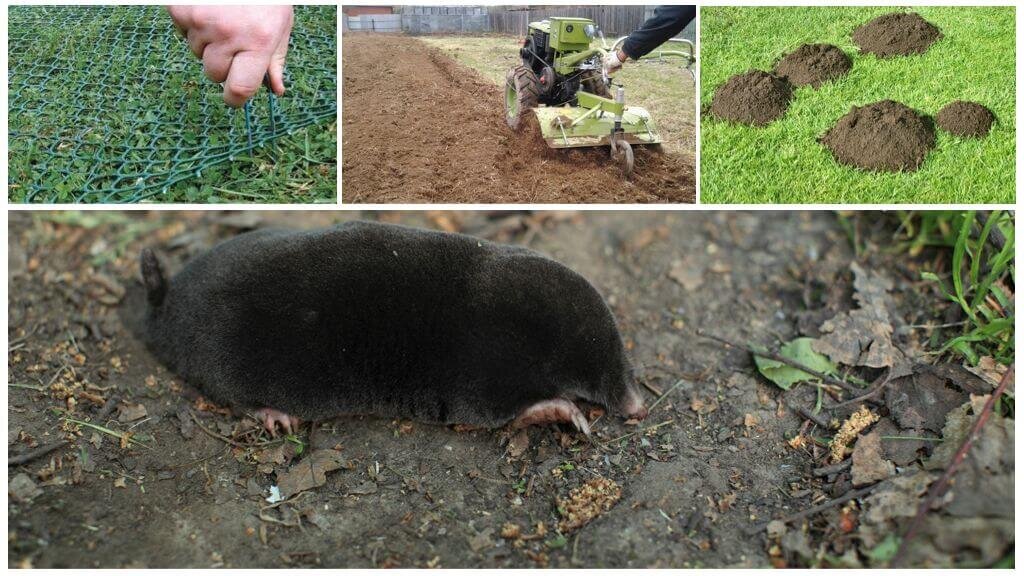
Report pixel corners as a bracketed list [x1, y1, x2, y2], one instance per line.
[341, 35, 694, 203]
[936, 100, 995, 138]
[853, 12, 942, 58]
[820, 100, 935, 172]
[709, 70, 792, 126]
[774, 43, 852, 88]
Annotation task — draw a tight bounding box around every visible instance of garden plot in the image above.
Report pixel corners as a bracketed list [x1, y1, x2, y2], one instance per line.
[8, 210, 1013, 568]
[700, 6, 1015, 204]
[341, 35, 695, 204]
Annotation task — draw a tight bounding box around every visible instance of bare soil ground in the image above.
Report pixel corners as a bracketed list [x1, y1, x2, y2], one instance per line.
[7, 211, 1012, 568]
[341, 35, 695, 204]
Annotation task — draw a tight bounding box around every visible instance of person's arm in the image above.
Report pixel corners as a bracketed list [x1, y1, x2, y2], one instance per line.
[167, 5, 294, 107]
[620, 6, 696, 61]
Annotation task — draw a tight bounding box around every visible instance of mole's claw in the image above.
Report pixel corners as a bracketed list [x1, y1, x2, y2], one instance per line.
[255, 408, 301, 437]
[572, 411, 592, 436]
[513, 398, 591, 436]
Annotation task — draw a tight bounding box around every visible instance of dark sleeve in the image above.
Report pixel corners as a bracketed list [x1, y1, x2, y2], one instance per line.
[621, 5, 696, 60]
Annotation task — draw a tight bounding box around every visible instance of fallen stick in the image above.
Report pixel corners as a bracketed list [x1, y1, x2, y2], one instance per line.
[745, 483, 879, 535]
[8, 440, 69, 467]
[812, 459, 851, 477]
[696, 329, 870, 399]
[792, 404, 831, 429]
[190, 410, 249, 449]
[890, 363, 1014, 567]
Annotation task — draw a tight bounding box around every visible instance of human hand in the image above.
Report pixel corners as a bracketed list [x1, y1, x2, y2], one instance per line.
[603, 48, 627, 75]
[167, 5, 294, 107]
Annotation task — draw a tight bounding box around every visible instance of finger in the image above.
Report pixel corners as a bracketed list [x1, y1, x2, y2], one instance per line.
[266, 24, 291, 96]
[165, 5, 190, 30]
[185, 27, 209, 60]
[201, 43, 233, 84]
[267, 53, 287, 96]
[223, 50, 272, 107]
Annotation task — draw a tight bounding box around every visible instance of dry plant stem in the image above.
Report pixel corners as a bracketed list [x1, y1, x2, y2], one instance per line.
[891, 363, 1014, 567]
[813, 459, 851, 477]
[829, 369, 897, 409]
[696, 329, 870, 398]
[746, 483, 879, 535]
[190, 410, 249, 449]
[8, 440, 69, 466]
[602, 416, 675, 444]
[792, 403, 831, 429]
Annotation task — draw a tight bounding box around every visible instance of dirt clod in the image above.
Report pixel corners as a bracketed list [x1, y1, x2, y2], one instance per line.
[774, 44, 852, 88]
[831, 406, 880, 463]
[853, 12, 942, 58]
[820, 100, 935, 172]
[935, 100, 995, 138]
[556, 477, 622, 533]
[709, 70, 792, 126]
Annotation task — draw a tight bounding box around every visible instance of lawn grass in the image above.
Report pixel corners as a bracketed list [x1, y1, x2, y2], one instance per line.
[7, 5, 337, 204]
[419, 35, 696, 158]
[162, 121, 337, 204]
[700, 6, 1016, 204]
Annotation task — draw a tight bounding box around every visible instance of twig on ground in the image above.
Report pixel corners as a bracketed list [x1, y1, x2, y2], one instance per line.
[791, 403, 832, 429]
[190, 410, 282, 449]
[812, 459, 851, 477]
[8, 440, 70, 466]
[190, 410, 248, 449]
[890, 364, 1014, 566]
[8, 382, 46, 391]
[746, 483, 879, 535]
[62, 417, 148, 449]
[696, 329, 870, 398]
[640, 380, 663, 396]
[647, 378, 686, 412]
[829, 370, 897, 409]
[258, 492, 308, 527]
[603, 419, 675, 445]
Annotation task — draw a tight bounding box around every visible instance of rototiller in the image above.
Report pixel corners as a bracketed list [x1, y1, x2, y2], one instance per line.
[505, 16, 695, 177]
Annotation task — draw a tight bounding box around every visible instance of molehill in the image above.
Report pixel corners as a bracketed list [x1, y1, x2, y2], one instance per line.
[936, 100, 995, 138]
[819, 100, 935, 172]
[774, 43, 852, 88]
[853, 12, 943, 58]
[709, 70, 793, 126]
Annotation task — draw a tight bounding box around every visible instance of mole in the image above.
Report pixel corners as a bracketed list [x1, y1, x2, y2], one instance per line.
[140, 221, 648, 435]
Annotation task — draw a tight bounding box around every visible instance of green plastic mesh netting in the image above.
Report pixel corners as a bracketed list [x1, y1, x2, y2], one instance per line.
[8, 5, 337, 203]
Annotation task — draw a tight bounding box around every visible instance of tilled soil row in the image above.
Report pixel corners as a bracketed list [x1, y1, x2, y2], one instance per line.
[341, 35, 694, 203]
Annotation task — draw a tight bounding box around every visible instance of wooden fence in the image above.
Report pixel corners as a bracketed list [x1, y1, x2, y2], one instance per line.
[344, 5, 695, 39]
[488, 6, 650, 37]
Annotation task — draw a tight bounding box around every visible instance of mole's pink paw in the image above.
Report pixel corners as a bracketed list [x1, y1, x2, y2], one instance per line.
[513, 399, 591, 436]
[254, 408, 302, 436]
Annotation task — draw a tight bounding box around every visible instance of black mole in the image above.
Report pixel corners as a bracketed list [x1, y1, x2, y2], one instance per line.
[140, 221, 647, 435]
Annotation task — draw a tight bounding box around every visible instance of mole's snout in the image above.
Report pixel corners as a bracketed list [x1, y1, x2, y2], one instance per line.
[622, 386, 648, 420]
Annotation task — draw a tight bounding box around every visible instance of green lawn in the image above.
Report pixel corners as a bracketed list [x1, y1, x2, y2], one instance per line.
[161, 122, 337, 204]
[419, 35, 696, 158]
[7, 5, 336, 204]
[700, 6, 1015, 204]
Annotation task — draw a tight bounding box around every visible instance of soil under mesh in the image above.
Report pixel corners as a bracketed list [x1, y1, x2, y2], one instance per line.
[936, 100, 995, 138]
[709, 70, 793, 126]
[853, 12, 942, 58]
[820, 100, 935, 172]
[773, 43, 852, 88]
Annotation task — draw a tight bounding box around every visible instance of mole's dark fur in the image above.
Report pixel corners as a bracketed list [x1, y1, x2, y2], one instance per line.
[140, 221, 640, 427]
